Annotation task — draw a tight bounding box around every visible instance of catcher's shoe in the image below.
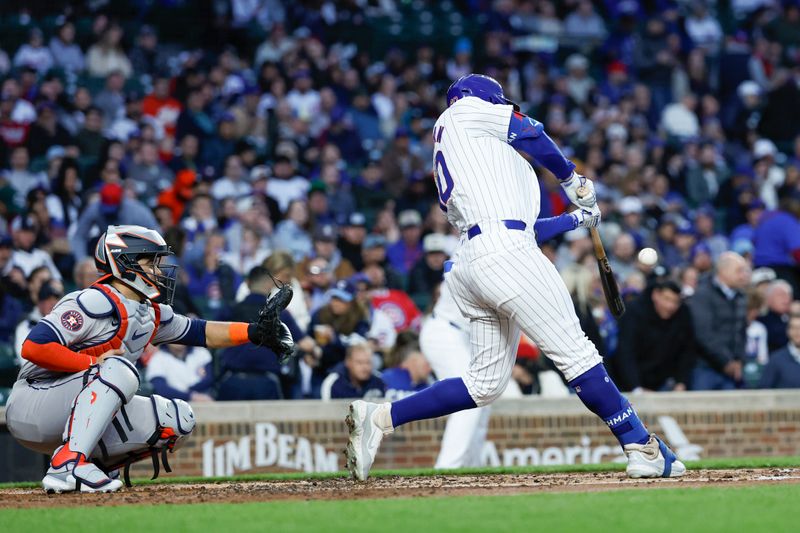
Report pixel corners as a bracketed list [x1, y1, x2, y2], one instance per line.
[43, 445, 124, 493]
[624, 434, 686, 478]
[344, 401, 393, 481]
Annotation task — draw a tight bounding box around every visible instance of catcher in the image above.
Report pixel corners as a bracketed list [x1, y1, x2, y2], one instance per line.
[4, 225, 294, 493]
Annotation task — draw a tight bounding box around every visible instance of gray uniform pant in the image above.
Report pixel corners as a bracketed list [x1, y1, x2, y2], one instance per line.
[5, 372, 160, 466]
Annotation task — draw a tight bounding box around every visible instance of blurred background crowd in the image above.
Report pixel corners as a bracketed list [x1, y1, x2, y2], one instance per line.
[1, 0, 800, 406]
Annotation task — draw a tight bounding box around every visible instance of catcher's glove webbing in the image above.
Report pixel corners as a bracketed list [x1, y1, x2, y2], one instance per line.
[248, 278, 296, 363]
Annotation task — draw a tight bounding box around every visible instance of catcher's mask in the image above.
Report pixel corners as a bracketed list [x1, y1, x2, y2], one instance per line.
[94, 225, 178, 305]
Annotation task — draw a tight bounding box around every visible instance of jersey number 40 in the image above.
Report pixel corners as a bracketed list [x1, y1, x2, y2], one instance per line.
[433, 126, 453, 212]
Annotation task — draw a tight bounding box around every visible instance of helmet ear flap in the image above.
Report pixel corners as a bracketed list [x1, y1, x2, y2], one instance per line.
[95, 234, 108, 270]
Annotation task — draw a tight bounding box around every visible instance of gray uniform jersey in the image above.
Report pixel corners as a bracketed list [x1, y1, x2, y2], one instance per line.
[19, 284, 192, 381]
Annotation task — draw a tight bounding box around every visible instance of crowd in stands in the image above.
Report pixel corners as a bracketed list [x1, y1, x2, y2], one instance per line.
[2, 0, 800, 405]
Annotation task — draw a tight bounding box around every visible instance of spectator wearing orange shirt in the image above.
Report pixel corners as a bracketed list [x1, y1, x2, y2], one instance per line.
[157, 169, 196, 224]
[142, 76, 182, 138]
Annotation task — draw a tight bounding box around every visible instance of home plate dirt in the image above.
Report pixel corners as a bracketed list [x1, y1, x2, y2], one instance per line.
[2, 469, 799, 508]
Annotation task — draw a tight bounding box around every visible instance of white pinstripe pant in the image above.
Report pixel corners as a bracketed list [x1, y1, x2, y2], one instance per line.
[448, 227, 602, 406]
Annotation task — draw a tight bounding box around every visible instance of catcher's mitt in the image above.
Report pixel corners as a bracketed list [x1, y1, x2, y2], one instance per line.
[251, 283, 296, 363]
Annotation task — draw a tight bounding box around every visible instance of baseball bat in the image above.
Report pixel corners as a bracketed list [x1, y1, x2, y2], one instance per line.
[575, 186, 626, 318]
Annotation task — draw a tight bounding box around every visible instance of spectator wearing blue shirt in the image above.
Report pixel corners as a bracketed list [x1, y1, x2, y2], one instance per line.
[382, 346, 433, 401]
[0, 236, 25, 344]
[70, 182, 159, 260]
[759, 315, 800, 389]
[308, 279, 371, 372]
[386, 210, 423, 275]
[753, 193, 800, 294]
[217, 266, 307, 400]
[146, 344, 215, 402]
[321, 343, 385, 400]
[185, 232, 241, 320]
[757, 280, 793, 353]
[729, 199, 765, 246]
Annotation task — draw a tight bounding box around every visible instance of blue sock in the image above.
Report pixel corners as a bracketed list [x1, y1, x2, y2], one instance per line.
[568, 363, 650, 447]
[390, 378, 477, 427]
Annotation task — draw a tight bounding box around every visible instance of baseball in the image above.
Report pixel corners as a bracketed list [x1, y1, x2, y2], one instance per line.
[637, 247, 658, 266]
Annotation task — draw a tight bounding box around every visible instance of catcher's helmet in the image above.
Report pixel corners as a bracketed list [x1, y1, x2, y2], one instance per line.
[446, 74, 519, 110]
[94, 225, 178, 305]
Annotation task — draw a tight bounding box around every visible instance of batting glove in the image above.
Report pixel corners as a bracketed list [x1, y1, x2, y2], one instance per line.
[561, 172, 597, 210]
[570, 206, 601, 229]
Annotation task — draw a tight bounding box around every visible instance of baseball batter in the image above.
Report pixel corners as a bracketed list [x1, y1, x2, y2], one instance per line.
[345, 74, 685, 480]
[424, 212, 593, 468]
[4, 225, 293, 493]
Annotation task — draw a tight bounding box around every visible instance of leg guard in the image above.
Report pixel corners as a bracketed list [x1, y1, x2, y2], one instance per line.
[568, 363, 650, 447]
[93, 394, 196, 487]
[63, 356, 140, 457]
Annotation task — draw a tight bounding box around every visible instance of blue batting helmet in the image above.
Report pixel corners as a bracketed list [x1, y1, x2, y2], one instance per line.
[446, 74, 519, 110]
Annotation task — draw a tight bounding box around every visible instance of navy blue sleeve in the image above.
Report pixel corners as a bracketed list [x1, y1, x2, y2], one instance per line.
[534, 214, 578, 243]
[508, 111, 576, 181]
[307, 311, 320, 337]
[27, 321, 64, 345]
[354, 320, 371, 338]
[280, 310, 303, 340]
[174, 319, 207, 347]
[329, 374, 354, 399]
[189, 361, 215, 394]
[150, 377, 191, 401]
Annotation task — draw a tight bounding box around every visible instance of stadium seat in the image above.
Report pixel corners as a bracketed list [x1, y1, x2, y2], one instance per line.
[0, 387, 11, 407]
[0, 343, 19, 389]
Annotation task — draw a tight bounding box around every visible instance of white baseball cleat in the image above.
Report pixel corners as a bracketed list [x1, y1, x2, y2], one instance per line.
[344, 401, 393, 481]
[624, 434, 686, 478]
[43, 445, 124, 493]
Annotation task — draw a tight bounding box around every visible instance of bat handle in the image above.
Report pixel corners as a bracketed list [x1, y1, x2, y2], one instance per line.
[589, 227, 606, 260]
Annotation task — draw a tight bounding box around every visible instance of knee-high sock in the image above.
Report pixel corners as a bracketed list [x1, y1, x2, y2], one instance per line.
[391, 378, 477, 428]
[568, 363, 650, 447]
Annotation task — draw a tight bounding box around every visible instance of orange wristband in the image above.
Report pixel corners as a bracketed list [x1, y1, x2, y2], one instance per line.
[229, 322, 250, 345]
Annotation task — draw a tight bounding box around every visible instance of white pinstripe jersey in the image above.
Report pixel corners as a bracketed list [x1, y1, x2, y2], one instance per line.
[432, 97, 541, 234]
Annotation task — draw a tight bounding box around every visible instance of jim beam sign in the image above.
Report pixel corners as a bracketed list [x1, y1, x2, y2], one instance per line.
[202, 416, 700, 477]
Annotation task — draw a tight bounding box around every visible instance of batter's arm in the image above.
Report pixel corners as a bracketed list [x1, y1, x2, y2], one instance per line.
[534, 210, 599, 242]
[533, 215, 577, 242]
[507, 112, 576, 181]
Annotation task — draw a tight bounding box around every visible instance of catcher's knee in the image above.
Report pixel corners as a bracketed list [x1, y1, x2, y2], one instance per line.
[96, 356, 140, 404]
[149, 395, 196, 448]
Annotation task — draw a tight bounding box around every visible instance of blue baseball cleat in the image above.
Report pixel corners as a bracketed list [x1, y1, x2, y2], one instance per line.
[624, 434, 686, 478]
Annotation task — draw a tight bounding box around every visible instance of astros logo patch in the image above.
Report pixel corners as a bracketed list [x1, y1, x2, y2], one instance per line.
[60, 310, 84, 331]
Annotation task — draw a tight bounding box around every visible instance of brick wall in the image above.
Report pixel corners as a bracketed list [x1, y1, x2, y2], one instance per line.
[3, 390, 798, 480]
[147, 391, 800, 477]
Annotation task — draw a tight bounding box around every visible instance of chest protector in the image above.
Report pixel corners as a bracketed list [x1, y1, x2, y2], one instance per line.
[78, 278, 161, 360]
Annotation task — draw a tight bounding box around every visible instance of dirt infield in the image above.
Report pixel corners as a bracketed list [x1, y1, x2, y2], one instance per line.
[1, 468, 798, 508]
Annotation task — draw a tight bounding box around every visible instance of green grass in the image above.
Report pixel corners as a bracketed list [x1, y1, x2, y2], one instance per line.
[2, 455, 799, 490]
[2, 484, 798, 533]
